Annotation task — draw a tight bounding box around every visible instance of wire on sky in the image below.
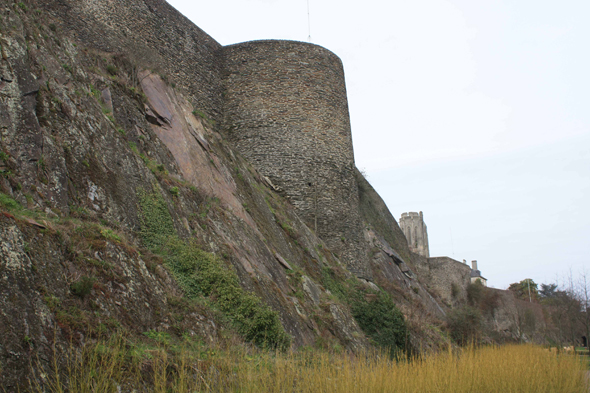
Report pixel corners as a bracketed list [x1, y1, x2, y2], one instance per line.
[450, 228, 455, 258]
[307, 0, 312, 42]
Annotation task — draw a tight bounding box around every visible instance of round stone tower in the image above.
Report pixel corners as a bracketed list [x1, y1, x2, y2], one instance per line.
[221, 40, 369, 278]
[399, 212, 430, 257]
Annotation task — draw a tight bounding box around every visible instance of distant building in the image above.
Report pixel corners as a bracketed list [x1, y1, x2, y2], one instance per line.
[470, 260, 487, 286]
[400, 211, 488, 286]
[399, 211, 430, 257]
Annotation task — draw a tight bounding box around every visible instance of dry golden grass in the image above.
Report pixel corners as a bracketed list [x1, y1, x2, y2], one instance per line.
[31, 339, 588, 393]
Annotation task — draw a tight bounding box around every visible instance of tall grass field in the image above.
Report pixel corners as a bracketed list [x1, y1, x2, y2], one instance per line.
[30, 338, 588, 392]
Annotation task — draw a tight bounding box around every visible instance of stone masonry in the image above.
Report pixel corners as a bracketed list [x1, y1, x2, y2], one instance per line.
[420, 256, 472, 306]
[223, 41, 369, 278]
[399, 212, 430, 257]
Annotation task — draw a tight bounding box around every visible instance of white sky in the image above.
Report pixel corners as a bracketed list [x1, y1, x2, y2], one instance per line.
[167, 0, 590, 289]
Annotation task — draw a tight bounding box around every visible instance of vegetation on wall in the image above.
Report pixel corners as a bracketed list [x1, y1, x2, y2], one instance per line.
[350, 290, 407, 357]
[321, 266, 407, 356]
[446, 282, 502, 345]
[0, 192, 22, 211]
[446, 305, 482, 346]
[137, 186, 176, 251]
[137, 186, 291, 350]
[467, 281, 500, 317]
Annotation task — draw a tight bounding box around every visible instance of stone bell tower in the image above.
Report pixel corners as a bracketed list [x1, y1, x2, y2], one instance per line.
[399, 211, 430, 257]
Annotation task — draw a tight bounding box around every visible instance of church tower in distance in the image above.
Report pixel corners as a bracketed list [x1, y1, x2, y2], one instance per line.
[399, 211, 430, 257]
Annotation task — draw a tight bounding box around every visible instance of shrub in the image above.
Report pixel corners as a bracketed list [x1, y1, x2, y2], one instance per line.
[100, 228, 121, 242]
[106, 65, 118, 76]
[467, 281, 484, 305]
[192, 109, 207, 119]
[350, 290, 407, 357]
[451, 283, 460, 299]
[479, 289, 500, 317]
[128, 142, 139, 154]
[137, 187, 176, 251]
[44, 295, 60, 311]
[467, 281, 500, 317]
[143, 330, 171, 345]
[0, 193, 22, 211]
[446, 305, 482, 345]
[320, 265, 408, 356]
[320, 266, 350, 301]
[70, 276, 96, 298]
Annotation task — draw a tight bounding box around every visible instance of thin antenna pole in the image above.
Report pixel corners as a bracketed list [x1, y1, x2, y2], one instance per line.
[449, 228, 455, 258]
[527, 279, 532, 302]
[307, 0, 312, 42]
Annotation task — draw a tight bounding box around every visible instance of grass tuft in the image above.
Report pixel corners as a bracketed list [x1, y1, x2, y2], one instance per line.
[70, 276, 96, 298]
[0, 192, 22, 211]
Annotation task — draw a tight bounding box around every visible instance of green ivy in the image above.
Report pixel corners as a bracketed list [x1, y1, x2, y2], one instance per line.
[137, 187, 291, 350]
[0, 193, 22, 211]
[100, 228, 121, 242]
[165, 239, 290, 350]
[70, 276, 96, 298]
[321, 266, 351, 301]
[137, 187, 176, 251]
[321, 265, 407, 357]
[350, 290, 407, 357]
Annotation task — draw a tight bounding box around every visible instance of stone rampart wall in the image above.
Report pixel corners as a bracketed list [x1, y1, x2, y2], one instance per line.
[222, 40, 368, 277]
[42, 0, 225, 121]
[413, 255, 471, 306]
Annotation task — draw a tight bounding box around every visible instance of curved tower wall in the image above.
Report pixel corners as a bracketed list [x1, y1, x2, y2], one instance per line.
[399, 212, 430, 257]
[222, 40, 369, 277]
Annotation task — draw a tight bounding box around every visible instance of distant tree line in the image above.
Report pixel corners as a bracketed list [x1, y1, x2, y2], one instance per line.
[445, 270, 589, 347]
[508, 272, 589, 347]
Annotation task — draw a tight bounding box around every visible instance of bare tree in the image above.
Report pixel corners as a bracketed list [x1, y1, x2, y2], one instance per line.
[539, 272, 584, 346]
[577, 269, 590, 347]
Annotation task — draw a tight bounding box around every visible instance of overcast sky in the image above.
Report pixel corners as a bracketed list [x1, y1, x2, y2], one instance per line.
[167, 0, 589, 289]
